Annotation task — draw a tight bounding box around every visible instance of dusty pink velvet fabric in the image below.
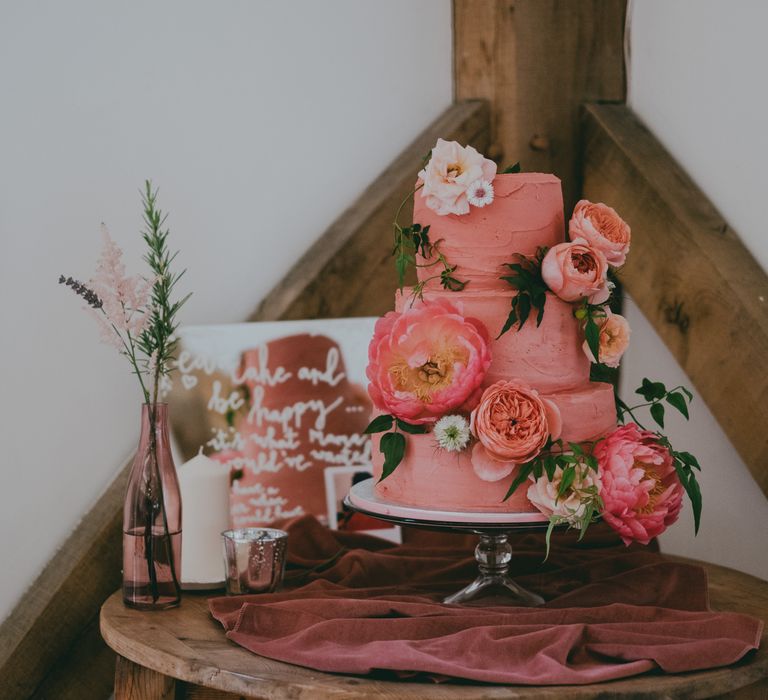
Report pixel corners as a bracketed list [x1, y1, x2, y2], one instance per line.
[209, 516, 762, 685]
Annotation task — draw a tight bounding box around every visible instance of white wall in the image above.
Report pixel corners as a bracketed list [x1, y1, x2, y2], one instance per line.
[626, 0, 768, 578]
[0, 0, 452, 622]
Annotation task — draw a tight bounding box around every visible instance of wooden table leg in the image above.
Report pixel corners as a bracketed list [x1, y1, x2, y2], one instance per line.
[115, 655, 176, 700]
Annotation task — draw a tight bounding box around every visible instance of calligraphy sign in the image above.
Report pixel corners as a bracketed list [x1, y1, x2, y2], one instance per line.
[168, 319, 389, 533]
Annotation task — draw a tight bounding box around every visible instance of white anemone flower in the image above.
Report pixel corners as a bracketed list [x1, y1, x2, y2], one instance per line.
[434, 415, 471, 452]
[466, 179, 495, 208]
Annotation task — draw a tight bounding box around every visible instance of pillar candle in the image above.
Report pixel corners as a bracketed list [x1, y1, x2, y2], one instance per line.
[179, 448, 231, 589]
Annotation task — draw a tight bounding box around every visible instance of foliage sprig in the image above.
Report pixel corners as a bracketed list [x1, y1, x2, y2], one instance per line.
[498, 247, 549, 337]
[136, 181, 191, 404]
[391, 187, 467, 297]
[364, 414, 428, 481]
[615, 379, 702, 533]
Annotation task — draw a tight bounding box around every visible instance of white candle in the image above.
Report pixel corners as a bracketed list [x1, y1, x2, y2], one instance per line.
[179, 448, 231, 589]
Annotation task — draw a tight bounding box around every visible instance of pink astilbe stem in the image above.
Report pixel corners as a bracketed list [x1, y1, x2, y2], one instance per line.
[90, 224, 152, 341]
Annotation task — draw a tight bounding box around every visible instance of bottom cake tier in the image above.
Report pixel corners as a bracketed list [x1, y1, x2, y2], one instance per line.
[371, 382, 616, 512]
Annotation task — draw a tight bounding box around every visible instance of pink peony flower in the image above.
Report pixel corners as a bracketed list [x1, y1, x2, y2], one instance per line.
[527, 462, 602, 527]
[418, 138, 497, 216]
[570, 200, 631, 267]
[583, 311, 631, 367]
[470, 382, 562, 463]
[541, 238, 610, 304]
[595, 423, 684, 546]
[470, 442, 515, 482]
[366, 299, 491, 424]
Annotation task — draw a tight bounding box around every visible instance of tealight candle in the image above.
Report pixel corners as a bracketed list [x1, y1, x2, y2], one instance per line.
[178, 448, 231, 589]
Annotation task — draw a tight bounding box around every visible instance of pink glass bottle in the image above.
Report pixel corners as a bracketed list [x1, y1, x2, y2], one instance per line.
[122, 403, 182, 609]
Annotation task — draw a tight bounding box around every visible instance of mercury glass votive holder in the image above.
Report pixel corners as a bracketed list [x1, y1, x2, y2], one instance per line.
[221, 528, 288, 595]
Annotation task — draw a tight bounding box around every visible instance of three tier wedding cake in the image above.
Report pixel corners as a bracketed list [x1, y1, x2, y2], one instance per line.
[363, 139, 702, 545]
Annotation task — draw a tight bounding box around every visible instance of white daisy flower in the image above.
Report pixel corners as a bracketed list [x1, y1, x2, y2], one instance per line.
[466, 179, 495, 208]
[434, 415, 471, 452]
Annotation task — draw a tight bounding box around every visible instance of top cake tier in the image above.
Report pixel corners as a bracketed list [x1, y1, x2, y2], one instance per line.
[414, 173, 565, 292]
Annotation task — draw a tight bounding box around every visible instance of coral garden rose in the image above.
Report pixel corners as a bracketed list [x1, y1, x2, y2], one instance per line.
[366, 299, 491, 424]
[470, 382, 562, 464]
[594, 423, 684, 546]
[418, 138, 497, 216]
[527, 462, 602, 527]
[541, 238, 610, 304]
[583, 311, 631, 368]
[569, 200, 631, 267]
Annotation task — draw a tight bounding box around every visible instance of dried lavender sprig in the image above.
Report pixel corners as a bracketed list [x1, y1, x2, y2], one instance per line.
[59, 275, 103, 309]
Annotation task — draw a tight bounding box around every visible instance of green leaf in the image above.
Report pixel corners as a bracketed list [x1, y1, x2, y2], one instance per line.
[677, 451, 701, 471]
[379, 432, 406, 481]
[650, 402, 665, 428]
[680, 386, 694, 402]
[517, 293, 531, 328]
[688, 473, 703, 534]
[673, 460, 702, 534]
[585, 316, 600, 363]
[557, 467, 576, 500]
[666, 391, 689, 419]
[499, 252, 548, 334]
[544, 455, 556, 480]
[544, 517, 557, 561]
[364, 414, 393, 434]
[503, 162, 521, 174]
[497, 307, 518, 339]
[503, 462, 534, 501]
[637, 378, 667, 401]
[396, 418, 428, 434]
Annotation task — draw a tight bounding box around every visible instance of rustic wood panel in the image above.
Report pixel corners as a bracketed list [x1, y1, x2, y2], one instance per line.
[454, 0, 627, 211]
[0, 460, 128, 699]
[0, 100, 491, 700]
[100, 557, 768, 698]
[115, 656, 176, 700]
[249, 99, 491, 321]
[581, 103, 768, 497]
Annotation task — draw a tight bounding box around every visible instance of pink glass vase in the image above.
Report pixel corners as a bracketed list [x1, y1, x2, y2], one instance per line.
[122, 403, 182, 609]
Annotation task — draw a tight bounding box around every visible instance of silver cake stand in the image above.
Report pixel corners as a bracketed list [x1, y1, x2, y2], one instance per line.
[344, 478, 548, 606]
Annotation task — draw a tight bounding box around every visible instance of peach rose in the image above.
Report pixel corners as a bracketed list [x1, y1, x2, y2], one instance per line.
[527, 463, 602, 527]
[569, 200, 631, 267]
[595, 423, 684, 546]
[418, 138, 497, 216]
[470, 382, 562, 463]
[366, 299, 491, 424]
[583, 312, 631, 368]
[541, 238, 610, 304]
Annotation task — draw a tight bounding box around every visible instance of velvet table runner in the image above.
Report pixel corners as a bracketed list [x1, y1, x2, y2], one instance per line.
[209, 516, 762, 685]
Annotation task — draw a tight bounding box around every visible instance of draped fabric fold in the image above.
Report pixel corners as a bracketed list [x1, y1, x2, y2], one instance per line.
[209, 516, 762, 685]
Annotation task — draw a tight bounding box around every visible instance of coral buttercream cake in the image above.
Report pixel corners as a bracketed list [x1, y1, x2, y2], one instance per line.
[362, 139, 703, 545]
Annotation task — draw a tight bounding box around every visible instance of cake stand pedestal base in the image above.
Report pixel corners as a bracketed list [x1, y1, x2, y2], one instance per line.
[443, 533, 544, 605]
[345, 479, 549, 607]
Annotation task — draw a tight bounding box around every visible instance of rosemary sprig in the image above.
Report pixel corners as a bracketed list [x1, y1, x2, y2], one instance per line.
[137, 181, 191, 404]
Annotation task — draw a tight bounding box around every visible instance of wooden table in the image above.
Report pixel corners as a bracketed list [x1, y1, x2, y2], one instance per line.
[101, 558, 768, 699]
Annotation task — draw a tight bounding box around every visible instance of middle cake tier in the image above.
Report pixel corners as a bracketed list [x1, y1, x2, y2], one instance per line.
[396, 288, 591, 393]
[371, 381, 617, 513]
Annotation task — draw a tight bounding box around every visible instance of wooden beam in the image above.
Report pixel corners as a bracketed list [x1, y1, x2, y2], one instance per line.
[454, 0, 627, 211]
[0, 463, 128, 699]
[250, 99, 491, 321]
[581, 103, 768, 497]
[0, 99, 491, 699]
